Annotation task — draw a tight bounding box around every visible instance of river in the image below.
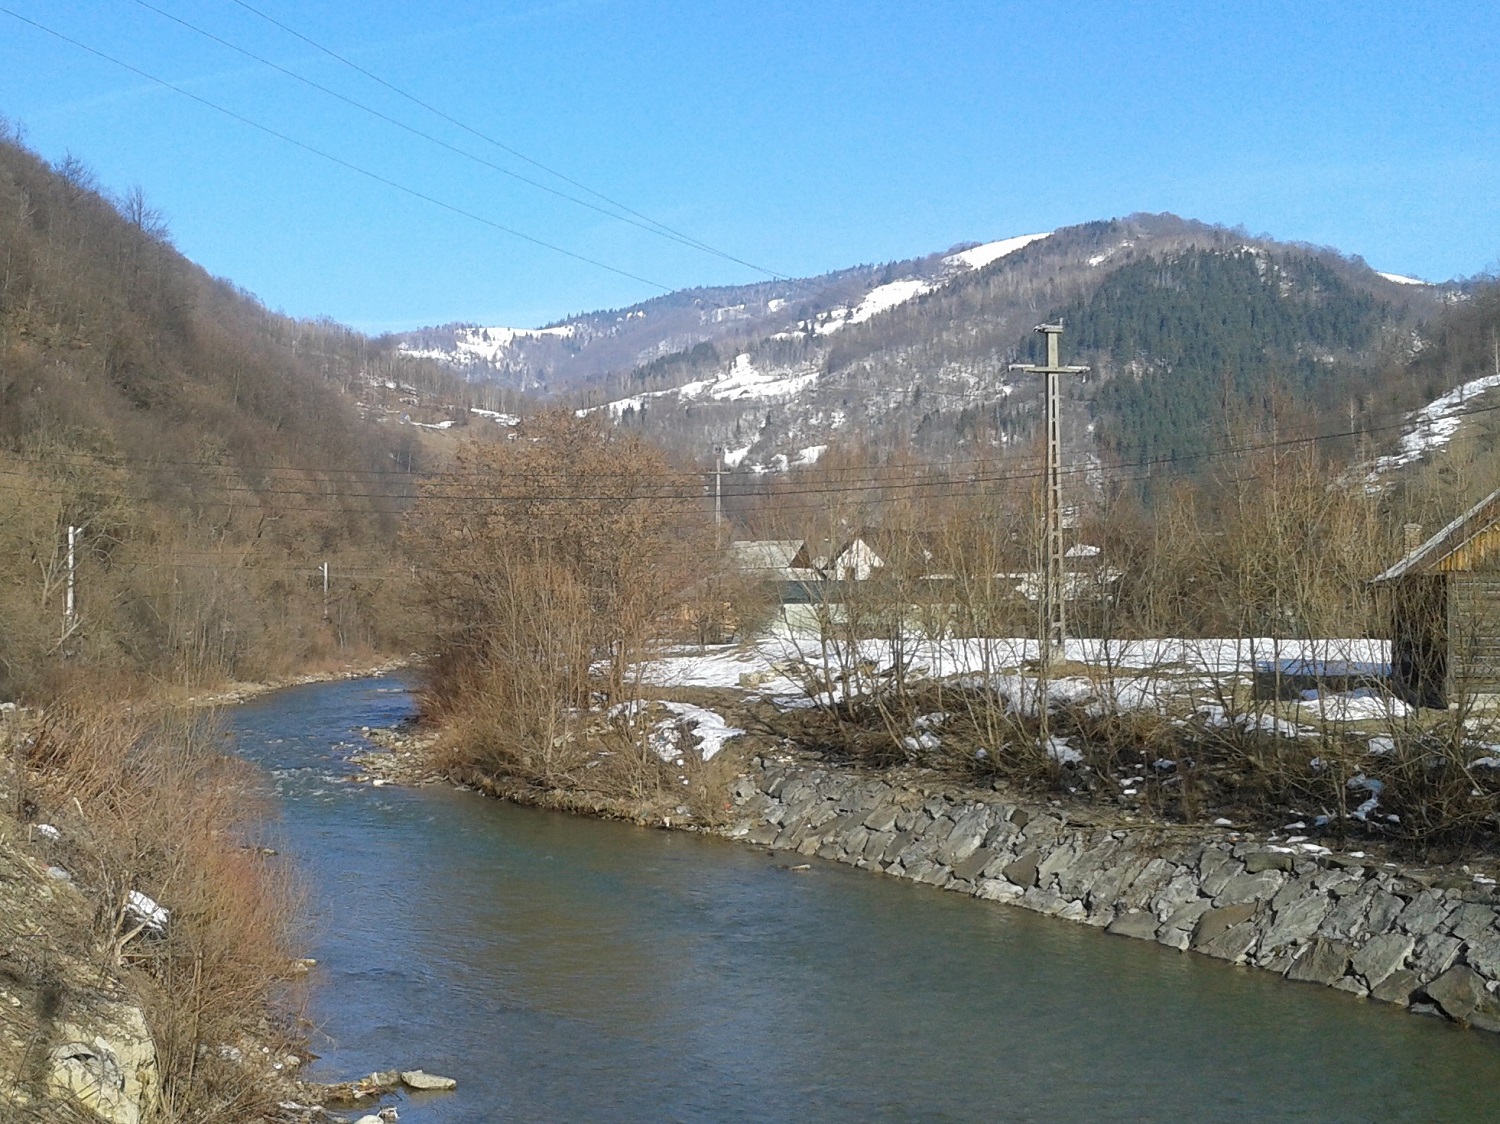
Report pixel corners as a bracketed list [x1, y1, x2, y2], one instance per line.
[227, 676, 1500, 1122]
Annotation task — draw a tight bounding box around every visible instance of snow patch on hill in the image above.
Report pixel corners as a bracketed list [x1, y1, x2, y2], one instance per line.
[585, 353, 820, 419]
[399, 324, 574, 366]
[1366, 369, 1500, 480]
[1377, 271, 1428, 287]
[945, 232, 1051, 271]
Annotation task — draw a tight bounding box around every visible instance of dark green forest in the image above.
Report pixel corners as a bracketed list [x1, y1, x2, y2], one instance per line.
[1046, 249, 1389, 465]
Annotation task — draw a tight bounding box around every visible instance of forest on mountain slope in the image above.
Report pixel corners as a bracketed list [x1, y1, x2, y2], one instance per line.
[0, 126, 469, 698]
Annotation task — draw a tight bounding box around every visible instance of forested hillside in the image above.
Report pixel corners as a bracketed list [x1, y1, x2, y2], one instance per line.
[1054, 249, 1392, 465]
[0, 127, 470, 697]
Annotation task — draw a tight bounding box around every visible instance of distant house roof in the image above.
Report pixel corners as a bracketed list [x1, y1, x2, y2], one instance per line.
[827, 529, 945, 580]
[728, 540, 817, 581]
[1372, 486, 1500, 583]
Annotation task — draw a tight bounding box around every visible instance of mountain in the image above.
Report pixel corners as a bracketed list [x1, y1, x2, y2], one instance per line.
[394, 214, 1459, 473]
[0, 131, 486, 696]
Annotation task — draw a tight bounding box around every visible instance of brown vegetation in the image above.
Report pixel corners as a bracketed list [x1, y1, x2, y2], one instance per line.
[12, 696, 305, 1121]
[405, 409, 727, 807]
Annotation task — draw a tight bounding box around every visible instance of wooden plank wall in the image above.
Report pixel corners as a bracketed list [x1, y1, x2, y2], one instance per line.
[1449, 574, 1500, 696]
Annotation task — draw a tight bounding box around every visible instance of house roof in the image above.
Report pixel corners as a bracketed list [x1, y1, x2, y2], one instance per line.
[1372, 485, 1500, 582]
[728, 540, 816, 579]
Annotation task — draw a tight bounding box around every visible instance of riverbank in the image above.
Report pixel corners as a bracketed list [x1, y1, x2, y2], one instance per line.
[181, 655, 415, 709]
[356, 717, 1500, 1038]
[723, 748, 1500, 1031]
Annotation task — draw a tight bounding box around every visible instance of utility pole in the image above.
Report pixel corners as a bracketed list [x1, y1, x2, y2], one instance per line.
[712, 447, 724, 549]
[63, 524, 78, 641]
[1010, 324, 1088, 670]
[321, 560, 330, 621]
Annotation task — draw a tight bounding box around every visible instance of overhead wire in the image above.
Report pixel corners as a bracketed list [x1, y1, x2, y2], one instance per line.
[0, 5, 674, 292]
[127, 0, 790, 280]
[220, 0, 791, 281]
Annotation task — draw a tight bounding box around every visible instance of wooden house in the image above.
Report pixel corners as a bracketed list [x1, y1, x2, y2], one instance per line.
[1371, 488, 1500, 707]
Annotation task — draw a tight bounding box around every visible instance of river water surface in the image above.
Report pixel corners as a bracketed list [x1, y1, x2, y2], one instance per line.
[228, 676, 1500, 1123]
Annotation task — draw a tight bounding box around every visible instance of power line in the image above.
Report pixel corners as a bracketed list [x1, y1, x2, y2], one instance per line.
[221, 0, 791, 282]
[129, 0, 789, 280]
[0, 5, 673, 292]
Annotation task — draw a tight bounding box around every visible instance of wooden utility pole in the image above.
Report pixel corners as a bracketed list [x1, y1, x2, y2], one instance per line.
[1010, 324, 1088, 669]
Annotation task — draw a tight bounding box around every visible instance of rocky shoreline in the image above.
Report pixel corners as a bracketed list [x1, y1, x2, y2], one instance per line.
[723, 750, 1500, 1033]
[352, 728, 1500, 1037]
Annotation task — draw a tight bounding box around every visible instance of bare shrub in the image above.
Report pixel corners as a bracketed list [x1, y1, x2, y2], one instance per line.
[22, 700, 304, 1121]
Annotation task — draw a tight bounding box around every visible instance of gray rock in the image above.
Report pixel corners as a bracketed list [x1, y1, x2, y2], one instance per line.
[1244, 850, 1296, 873]
[1214, 870, 1286, 907]
[862, 831, 896, 863]
[1397, 889, 1455, 936]
[935, 831, 987, 867]
[1196, 921, 1260, 962]
[975, 878, 1024, 902]
[1107, 910, 1160, 941]
[863, 805, 900, 833]
[1370, 968, 1421, 1005]
[907, 860, 951, 886]
[1258, 891, 1332, 951]
[1123, 857, 1178, 907]
[1160, 898, 1213, 934]
[1003, 851, 1040, 888]
[401, 1069, 457, 1091]
[1412, 933, 1463, 979]
[952, 848, 995, 884]
[1363, 891, 1406, 936]
[1448, 903, 1500, 942]
[1424, 965, 1500, 1026]
[1037, 844, 1083, 887]
[1331, 976, 1370, 996]
[1193, 903, 1258, 949]
[1462, 929, 1500, 980]
[1350, 933, 1415, 988]
[1020, 887, 1075, 916]
[1286, 938, 1355, 986]
[1320, 884, 1378, 941]
[1150, 871, 1202, 921]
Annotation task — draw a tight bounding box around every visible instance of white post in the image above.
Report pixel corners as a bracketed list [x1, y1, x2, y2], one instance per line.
[64, 524, 78, 637]
[322, 561, 330, 621]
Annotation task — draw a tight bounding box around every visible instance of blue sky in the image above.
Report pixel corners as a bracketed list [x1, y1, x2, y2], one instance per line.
[1, 1, 1496, 332]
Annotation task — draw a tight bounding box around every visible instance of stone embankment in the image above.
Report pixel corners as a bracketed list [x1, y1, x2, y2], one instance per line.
[724, 754, 1500, 1032]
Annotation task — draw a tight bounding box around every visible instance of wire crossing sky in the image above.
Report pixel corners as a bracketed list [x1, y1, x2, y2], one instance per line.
[2, 1, 1496, 332]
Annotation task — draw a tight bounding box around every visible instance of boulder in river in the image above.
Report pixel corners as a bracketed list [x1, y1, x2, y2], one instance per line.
[401, 1068, 458, 1090]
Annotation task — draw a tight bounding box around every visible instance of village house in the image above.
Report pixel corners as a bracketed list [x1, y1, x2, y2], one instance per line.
[1372, 487, 1500, 708]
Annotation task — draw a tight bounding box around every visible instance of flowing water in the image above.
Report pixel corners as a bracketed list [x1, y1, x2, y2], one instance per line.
[228, 677, 1500, 1123]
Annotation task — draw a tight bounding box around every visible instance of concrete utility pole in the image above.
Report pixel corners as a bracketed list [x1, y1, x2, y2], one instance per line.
[1010, 324, 1088, 669]
[63, 524, 78, 640]
[712, 447, 724, 548]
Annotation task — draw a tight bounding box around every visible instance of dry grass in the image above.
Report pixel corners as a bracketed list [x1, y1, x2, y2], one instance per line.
[19, 696, 307, 1122]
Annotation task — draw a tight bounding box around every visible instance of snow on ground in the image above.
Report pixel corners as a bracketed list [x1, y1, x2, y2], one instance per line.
[1367, 368, 1500, 478]
[794, 445, 827, 466]
[655, 702, 744, 762]
[585, 354, 819, 419]
[847, 279, 931, 324]
[644, 633, 1390, 691]
[400, 324, 574, 366]
[470, 407, 519, 426]
[944, 232, 1052, 271]
[1377, 271, 1428, 286]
